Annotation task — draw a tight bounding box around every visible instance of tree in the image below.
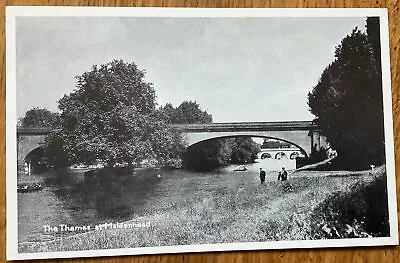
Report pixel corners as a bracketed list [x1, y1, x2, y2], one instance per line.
[159, 103, 176, 123]
[20, 107, 59, 128]
[366, 17, 381, 71]
[160, 101, 213, 124]
[183, 139, 232, 171]
[261, 139, 293, 149]
[229, 137, 260, 164]
[45, 60, 184, 168]
[308, 20, 384, 168]
[183, 137, 260, 171]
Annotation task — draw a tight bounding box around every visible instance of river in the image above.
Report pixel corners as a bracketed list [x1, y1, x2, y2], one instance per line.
[17, 158, 295, 243]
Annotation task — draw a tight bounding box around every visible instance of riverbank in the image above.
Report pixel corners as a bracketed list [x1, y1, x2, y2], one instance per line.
[18, 167, 385, 253]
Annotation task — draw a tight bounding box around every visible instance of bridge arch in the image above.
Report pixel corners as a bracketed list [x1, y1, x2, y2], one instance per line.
[17, 135, 47, 165]
[275, 152, 286, 159]
[186, 135, 309, 157]
[260, 152, 272, 159]
[17, 128, 52, 166]
[290, 152, 301, 159]
[175, 121, 327, 158]
[177, 121, 328, 157]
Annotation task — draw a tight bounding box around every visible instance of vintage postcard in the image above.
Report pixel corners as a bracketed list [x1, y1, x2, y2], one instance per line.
[6, 7, 398, 260]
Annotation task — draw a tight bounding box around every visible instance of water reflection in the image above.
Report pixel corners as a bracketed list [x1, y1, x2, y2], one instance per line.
[46, 169, 161, 220]
[18, 168, 162, 242]
[18, 158, 295, 243]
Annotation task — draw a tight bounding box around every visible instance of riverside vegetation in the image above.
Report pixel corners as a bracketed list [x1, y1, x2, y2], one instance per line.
[18, 166, 388, 252]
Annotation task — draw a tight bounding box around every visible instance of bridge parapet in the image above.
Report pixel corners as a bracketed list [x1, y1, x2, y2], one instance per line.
[17, 121, 318, 135]
[17, 127, 53, 136]
[173, 121, 316, 133]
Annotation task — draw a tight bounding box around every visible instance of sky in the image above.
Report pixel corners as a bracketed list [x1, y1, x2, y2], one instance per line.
[15, 16, 367, 122]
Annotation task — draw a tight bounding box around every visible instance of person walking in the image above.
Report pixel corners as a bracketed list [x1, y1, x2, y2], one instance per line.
[259, 168, 266, 184]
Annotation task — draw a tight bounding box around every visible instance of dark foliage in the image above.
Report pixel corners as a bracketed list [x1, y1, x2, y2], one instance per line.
[183, 139, 231, 171]
[19, 107, 59, 128]
[230, 137, 261, 164]
[184, 137, 260, 171]
[310, 169, 389, 239]
[261, 139, 294, 149]
[308, 18, 385, 169]
[160, 101, 213, 124]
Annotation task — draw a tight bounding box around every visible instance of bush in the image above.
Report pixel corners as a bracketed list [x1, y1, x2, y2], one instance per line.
[310, 169, 389, 239]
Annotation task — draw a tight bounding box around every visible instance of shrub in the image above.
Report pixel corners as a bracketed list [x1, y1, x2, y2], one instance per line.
[310, 169, 389, 239]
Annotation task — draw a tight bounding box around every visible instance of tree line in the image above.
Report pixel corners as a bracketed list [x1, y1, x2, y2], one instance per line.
[261, 139, 294, 149]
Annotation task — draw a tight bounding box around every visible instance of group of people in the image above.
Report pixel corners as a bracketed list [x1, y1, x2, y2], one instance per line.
[259, 167, 292, 192]
[259, 167, 288, 184]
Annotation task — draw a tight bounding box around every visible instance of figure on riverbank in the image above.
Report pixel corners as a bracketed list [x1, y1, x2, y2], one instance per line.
[278, 167, 288, 181]
[259, 168, 266, 184]
[278, 167, 292, 192]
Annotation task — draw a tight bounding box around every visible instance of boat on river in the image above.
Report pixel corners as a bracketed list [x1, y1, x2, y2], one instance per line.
[233, 165, 247, 172]
[17, 182, 43, 193]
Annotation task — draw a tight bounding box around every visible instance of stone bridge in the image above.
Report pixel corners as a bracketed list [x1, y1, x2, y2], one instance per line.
[17, 127, 52, 165]
[16, 121, 327, 163]
[173, 121, 327, 157]
[257, 148, 304, 160]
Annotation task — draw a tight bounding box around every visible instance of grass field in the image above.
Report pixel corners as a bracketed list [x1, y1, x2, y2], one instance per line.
[18, 166, 387, 253]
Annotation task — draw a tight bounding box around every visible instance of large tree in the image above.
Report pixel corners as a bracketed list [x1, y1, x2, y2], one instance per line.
[19, 107, 59, 128]
[308, 18, 384, 168]
[46, 60, 184, 168]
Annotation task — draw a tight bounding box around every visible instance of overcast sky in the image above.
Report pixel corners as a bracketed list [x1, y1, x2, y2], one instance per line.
[16, 16, 367, 122]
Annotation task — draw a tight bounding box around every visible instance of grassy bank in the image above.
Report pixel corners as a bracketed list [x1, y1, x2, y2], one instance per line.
[310, 167, 389, 239]
[19, 167, 387, 253]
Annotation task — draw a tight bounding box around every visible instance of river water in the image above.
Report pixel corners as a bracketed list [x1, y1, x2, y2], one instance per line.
[17, 158, 295, 243]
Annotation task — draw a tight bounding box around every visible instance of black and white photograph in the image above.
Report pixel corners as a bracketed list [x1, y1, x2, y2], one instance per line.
[6, 7, 398, 260]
